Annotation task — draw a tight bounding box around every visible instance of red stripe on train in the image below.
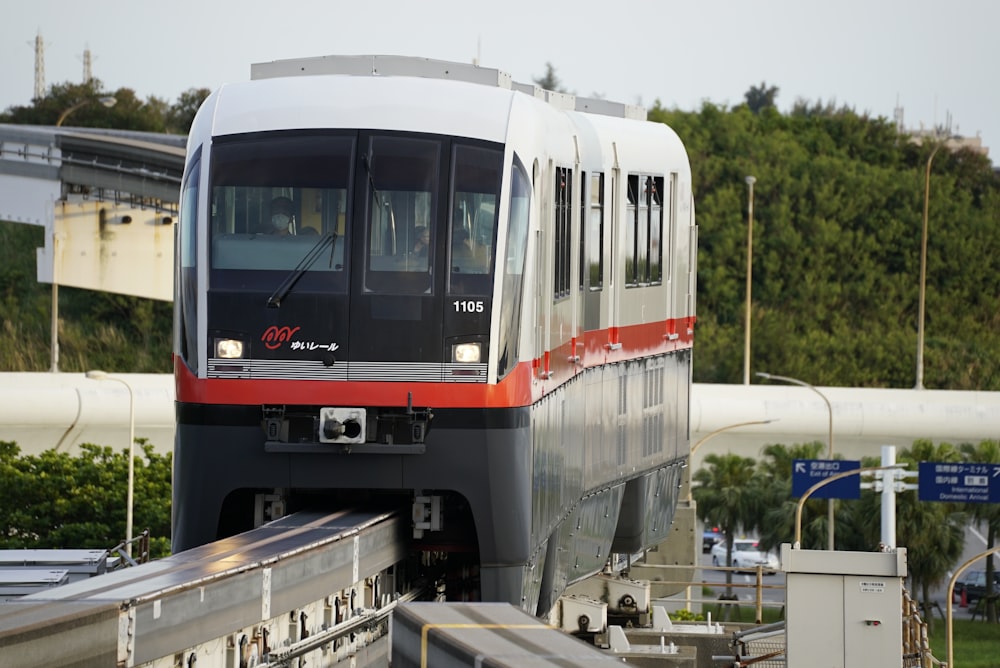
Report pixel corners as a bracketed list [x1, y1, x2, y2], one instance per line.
[176, 317, 694, 408]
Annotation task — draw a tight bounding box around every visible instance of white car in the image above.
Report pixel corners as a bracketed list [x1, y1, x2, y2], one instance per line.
[710, 539, 780, 574]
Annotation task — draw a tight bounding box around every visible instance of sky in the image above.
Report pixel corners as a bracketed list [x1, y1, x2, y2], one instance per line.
[2, 0, 997, 163]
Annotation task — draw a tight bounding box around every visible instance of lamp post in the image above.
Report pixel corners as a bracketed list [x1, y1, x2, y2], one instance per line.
[49, 96, 117, 373]
[56, 95, 116, 126]
[756, 371, 835, 550]
[683, 418, 774, 610]
[915, 141, 946, 390]
[86, 370, 135, 556]
[687, 418, 776, 504]
[743, 175, 757, 385]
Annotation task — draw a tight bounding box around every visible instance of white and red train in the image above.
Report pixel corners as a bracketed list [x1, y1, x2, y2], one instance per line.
[172, 55, 696, 616]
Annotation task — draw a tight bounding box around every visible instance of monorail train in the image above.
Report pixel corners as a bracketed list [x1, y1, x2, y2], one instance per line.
[172, 55, 696, 616]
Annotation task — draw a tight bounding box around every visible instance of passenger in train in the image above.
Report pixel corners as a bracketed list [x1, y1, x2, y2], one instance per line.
[412, 226, 430, 256]
[451, 227, 474, 266]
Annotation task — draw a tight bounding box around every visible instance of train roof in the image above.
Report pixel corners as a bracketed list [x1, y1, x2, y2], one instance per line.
[200, 73, 519, 143]
[191, 55, 653, 147]
[250, 54, 647, 121]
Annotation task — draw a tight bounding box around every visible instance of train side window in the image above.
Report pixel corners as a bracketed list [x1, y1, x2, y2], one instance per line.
[625, 173, 663, 287]
[588, 172, 604, 291]
[649, 176, 664, 284]
[578, 171, 586, 291]
[626, 174, 639, 286]
[553, 166, 572, 300]
[637, 177, 650, 284]
[177, 151, 200, 371]
[496, 155, 531, 379]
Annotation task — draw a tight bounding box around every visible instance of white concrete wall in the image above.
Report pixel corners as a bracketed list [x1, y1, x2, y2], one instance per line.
[2, 374, 999, 462]
[0, 373, 174, 455]
[691, 383, 1000, 467]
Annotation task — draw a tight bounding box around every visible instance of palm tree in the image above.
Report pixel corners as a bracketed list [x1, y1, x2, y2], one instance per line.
[960, 440, 1000, 623]
[693, 453, 760, 596]
[755, 442, 826, 551]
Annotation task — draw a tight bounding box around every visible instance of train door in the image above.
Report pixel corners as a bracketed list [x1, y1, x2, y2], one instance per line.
[348, 133, 445, 363]
[608, 144, 622, 349]
[582, 171, 604, 333]
[533, 159, 548, 377]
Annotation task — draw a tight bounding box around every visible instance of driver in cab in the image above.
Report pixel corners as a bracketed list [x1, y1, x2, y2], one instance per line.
[263, 196, 296, 235]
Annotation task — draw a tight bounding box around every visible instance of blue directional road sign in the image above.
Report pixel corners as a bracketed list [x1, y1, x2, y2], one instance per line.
[918, 461, 1000, 503]
[792, 459, 861, 500]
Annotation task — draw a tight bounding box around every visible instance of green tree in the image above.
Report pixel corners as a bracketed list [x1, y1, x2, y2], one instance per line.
[166, 87, 211, 134]
[754, 442, 827, 551]
[693, 453, 760, 595]
[648, 98, 1000, 390]
[0, 78, 186, 135]
[960, 440, 1000, 623]
[0, 440, 172, 558]
[744, 81, 779, 114]
[533, 62, 566, 93]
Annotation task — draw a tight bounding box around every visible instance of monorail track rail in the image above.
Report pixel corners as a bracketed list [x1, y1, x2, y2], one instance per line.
[0, 509, 410, 667]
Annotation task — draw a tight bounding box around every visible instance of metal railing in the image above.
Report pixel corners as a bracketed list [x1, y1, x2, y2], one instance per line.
[107, 528, 151, 569]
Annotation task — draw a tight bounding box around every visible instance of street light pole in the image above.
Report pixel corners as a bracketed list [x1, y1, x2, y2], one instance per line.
[682, 417, 774, 611]
[756, 371, 836, 550]
[743, 175, 757, 385]
[49, 241, 59, 373]
[50, 96, 117, 373]
[86, 370, 135, 556]
[56, 95, 117, 127]
[687, 418, 776, 503]
[915, 142, 944, 390]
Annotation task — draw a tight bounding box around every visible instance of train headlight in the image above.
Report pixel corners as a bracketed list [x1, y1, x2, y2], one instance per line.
[215, 338, 245, 359]
[452, 342, 481, 363]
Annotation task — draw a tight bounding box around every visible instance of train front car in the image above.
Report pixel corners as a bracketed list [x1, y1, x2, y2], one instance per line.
[172, 57, 695, 617]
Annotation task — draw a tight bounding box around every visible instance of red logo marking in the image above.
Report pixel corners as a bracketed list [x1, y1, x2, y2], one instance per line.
[261, 325, 301, 350]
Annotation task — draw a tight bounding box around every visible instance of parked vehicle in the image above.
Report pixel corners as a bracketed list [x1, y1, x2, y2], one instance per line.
[710, 539, 780, 574]
[954, 570, 1000, 604]
[702, 527, 722, 553]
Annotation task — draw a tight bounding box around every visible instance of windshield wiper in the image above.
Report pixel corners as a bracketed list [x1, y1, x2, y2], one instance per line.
[266, 232, 338, 308]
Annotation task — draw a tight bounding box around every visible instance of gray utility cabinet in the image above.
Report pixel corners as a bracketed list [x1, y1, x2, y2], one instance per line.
[782, 544, 906, 668]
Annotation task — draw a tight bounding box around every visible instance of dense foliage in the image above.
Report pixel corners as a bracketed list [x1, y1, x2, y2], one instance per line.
[0, 79, 208, 134]
[649, 100, 1000, 389]
[0, 440, 172, 558]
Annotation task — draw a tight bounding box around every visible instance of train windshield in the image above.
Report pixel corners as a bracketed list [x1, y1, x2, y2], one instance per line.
[448, 144, 501, 295]
[205, 132, 501, 298]
[208, 133, 354, 275]
[361, 135, 440, 294]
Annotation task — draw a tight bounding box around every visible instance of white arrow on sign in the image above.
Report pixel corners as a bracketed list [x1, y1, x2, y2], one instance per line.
[795, 462, 806, 474]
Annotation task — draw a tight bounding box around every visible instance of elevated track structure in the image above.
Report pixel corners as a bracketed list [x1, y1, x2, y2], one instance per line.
[0, 509, 409, 667]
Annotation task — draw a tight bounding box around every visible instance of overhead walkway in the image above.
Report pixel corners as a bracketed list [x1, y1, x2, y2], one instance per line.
[2, 371, 998, 461]
[0, 123, 185, 302]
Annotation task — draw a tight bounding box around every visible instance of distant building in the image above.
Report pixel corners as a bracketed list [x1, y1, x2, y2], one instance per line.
[894, 104, 991, 161]
[908, 128, 989, 159]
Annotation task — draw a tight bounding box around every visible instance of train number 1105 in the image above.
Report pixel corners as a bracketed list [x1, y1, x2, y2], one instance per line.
[453, 300, 485, 313]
